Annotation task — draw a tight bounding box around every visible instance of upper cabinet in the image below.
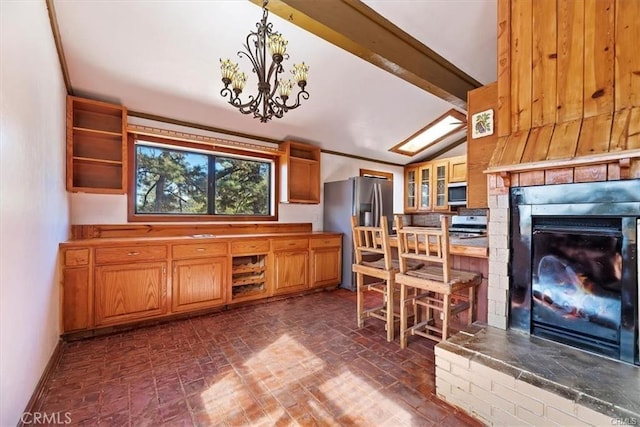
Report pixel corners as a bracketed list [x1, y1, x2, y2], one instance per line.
[403, 156, 467, 213]
[404, 166, 418, 212]
[448, 155, 467, 183]
[66, 96, 127, 193]
[280, 141, 321, 204]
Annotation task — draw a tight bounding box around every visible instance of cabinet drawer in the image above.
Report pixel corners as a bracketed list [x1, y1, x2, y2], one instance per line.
[172, 242, 227, 259]
[310, 236, 341, 249]
[231, 240, 270, 255]
[65, 248, 90, 266]
[95, 245, 167, 264]
[272, 238, 309, 251]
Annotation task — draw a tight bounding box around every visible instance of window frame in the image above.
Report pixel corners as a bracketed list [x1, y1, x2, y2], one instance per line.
[127, 134, 279, 222]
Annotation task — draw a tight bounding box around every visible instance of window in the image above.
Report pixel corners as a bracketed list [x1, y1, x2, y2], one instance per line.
[130, 138, 276, 221]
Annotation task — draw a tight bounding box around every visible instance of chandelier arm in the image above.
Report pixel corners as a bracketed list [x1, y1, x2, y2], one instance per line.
[281, 89, 310, 110]
[235, 94, 261, 112]
[265, 61, 283, 100]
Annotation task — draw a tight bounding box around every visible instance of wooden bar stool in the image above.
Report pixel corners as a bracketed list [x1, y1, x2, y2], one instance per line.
[351, 216, 399, 342]
[394, 215, 481, 349]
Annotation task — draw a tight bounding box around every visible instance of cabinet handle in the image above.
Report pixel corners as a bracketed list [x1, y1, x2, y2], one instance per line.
[127, 251, 140, 256]
[196, 248, 205, 252]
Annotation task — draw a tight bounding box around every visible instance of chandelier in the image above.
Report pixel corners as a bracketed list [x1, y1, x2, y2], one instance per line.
[219, 0, 309, 123]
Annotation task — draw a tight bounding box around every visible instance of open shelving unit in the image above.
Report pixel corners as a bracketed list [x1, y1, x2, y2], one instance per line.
[231, 254, 268, 300]
[280, 141, 320, 204]
[66, 96, 127, 193]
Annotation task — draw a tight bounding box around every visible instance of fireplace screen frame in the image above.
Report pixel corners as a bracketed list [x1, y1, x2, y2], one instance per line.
[509, 180, 639, 365]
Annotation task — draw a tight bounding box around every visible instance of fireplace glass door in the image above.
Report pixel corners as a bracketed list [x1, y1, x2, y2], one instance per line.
[531, 217, 623, 358]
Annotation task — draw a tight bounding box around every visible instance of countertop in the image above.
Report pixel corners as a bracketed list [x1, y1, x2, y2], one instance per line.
[60, 231, 342, 247]
[388, 234, 488, 259]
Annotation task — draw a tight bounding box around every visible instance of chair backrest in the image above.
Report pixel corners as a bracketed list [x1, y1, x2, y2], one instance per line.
[394, 215, 451, 282]
[351, 216, 393, 270]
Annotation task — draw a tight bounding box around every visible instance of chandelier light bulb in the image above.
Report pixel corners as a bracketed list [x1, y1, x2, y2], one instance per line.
[278, 79, 294, 98]
[292, 62, 309, 85]
[232, 72, 247, 92]
[220, 59, 239, 83]
[269, 34, 287, 60]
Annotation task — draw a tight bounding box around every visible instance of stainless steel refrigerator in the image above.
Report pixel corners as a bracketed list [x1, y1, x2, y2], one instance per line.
[323, 176, 394, 290]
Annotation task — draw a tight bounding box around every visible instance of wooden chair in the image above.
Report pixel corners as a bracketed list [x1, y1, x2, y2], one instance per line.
[394, 215, 481, 349]
[351, 215, 399, 342]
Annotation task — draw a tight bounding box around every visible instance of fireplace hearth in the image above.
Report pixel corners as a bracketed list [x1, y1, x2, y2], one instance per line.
[510, 180, 639, 364]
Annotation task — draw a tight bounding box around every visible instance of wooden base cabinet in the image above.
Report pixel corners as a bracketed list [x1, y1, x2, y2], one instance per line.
[95, 262, 167, 326]
[60, 232, 341, 334]
[62, 267, 92, 332]
[272, 238, 309, 295]
[61, 248, 92, 332]
[273, 250, 309, 295]
[172, 257, 226, 312]
[310, 237, 342, 287]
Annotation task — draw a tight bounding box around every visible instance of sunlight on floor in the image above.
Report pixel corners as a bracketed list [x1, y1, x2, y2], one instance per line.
[319, 368, 413, 422]
[245, 334, 325, 383]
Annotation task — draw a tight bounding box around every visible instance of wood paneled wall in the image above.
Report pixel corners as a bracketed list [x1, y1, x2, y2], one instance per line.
[490, 0, 640, 170]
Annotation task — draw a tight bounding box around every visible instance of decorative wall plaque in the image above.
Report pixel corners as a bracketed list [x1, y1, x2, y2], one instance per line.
[471, 109, 494, 139]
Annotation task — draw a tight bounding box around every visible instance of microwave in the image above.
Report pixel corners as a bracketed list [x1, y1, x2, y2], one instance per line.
[447, 182, 467, 206]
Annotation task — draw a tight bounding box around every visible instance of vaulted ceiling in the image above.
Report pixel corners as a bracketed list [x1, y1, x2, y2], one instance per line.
[52, 0, 497, 165]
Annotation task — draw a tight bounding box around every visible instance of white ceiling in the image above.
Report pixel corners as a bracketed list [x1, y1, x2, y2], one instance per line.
[54, 0, 497, 165]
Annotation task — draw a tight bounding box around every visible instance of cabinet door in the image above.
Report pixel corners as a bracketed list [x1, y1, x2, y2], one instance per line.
[310, 247, 341, 287]
[418, 165, 432, 211]
[273, 250, 309, 295]
[404, 167, 417, 212]
[433, 162, 449, 211]
[62, 267, 92, 332]
[448, 156, 467, 183]
[95, 262, 167, 326]
[172, 257, 227, 312]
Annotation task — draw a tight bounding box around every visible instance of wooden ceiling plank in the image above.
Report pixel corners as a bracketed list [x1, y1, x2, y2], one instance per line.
[575, 113, 613, 157]
[546, 118, 581, 160]
[520, 124, 553, 163]
[510, 0, 533, 131]
[531, 0, 557, 128]
[556, 0, 585, 123]
[614, 0, 640, 110]
[610, 109, 630, 151]
[627, 107, 640, 150]
[583, 0, 614, 118]
[500, 129, 530, 165]
[254, 0, 481, 109]
[497, 0, 512, 138]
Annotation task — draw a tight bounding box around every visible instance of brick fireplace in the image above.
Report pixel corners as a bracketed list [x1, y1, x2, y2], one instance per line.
[435, 172, 640, 425]
[434, 0, 640, 422]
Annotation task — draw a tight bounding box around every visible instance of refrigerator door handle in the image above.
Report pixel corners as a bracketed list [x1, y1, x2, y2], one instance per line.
[373, 182, 382, 227]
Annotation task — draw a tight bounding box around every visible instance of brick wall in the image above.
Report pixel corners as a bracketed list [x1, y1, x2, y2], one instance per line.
[435, 345, 614, 426]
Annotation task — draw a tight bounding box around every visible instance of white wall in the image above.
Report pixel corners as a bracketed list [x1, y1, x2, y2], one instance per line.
[0, 2, 69, 425]
[70, 145, 404, 231]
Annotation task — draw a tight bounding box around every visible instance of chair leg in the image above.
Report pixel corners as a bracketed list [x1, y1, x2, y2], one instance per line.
[399, 283, 407, 349]
[468, 285, 476, 326]
[442, 294, 451, 341]
[356, 272, 364, 328]
[386, 276, 394, 342]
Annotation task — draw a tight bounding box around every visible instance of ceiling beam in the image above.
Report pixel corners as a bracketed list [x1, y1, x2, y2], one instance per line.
[251, 0, 481, 109]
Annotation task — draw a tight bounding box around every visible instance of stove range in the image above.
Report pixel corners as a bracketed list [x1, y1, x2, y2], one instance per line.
[449, 215, 487, 237]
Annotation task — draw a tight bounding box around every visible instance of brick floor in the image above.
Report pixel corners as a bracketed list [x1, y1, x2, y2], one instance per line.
[34, 289, 482, 426]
